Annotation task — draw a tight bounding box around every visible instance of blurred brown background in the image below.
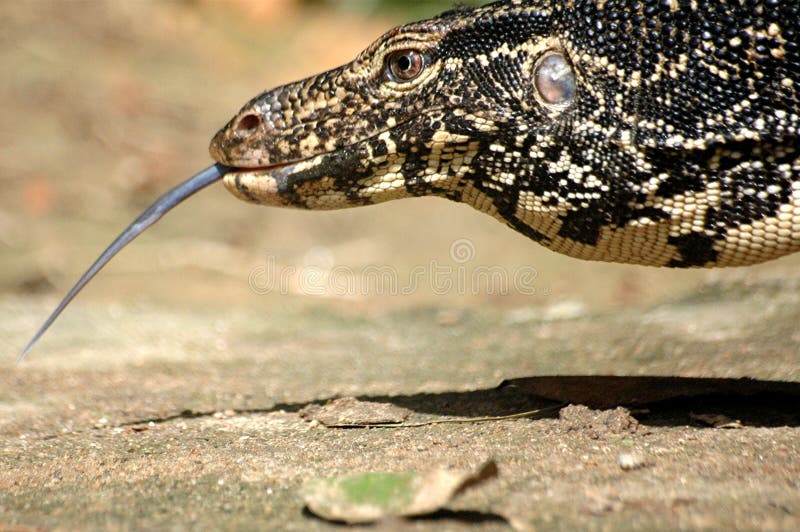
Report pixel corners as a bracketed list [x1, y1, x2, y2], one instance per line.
[2, 0, 798, 342]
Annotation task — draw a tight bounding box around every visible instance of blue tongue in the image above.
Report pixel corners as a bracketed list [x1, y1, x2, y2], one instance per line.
[17, 163, 233, 362]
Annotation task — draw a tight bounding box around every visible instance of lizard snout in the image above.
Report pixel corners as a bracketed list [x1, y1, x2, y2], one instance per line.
[208, 104, 275, 168]
[209, 67, 362, 170]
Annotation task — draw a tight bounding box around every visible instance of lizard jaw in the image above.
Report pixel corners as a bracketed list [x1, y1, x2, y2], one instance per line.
[218, 133, 395, 210]
[221, 156, 331, 208]
[213, 114, 437, 210]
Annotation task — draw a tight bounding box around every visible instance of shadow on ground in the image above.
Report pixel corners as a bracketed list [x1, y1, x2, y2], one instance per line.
[119, 375, 800, 430]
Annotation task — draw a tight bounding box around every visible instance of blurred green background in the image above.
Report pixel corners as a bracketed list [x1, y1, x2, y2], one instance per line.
[2, 0, 798, 348]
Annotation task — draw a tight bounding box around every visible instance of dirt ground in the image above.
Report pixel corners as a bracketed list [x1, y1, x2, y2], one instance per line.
[1, 1, 799, 530]
[2, 276, 800, 530]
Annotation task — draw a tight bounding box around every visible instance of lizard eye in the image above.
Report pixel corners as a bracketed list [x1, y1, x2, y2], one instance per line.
[385, 49, 425, 82]
[535, 52, 576, 105]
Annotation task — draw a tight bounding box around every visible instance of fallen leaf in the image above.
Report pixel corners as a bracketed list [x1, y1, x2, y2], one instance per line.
[302, 460, 498, 524]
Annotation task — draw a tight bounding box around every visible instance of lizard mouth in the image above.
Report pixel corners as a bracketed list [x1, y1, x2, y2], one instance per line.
[211, 112, 434, 208]
[220, 148, 360, 207]
[224, 156, 319, 175]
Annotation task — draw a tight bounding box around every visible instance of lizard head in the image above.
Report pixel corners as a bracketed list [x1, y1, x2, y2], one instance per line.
[209, 2, 572, 211]
[211, 0, 800, 268]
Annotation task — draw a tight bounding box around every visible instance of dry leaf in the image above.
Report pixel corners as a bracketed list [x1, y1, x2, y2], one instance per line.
[302, 460, 498, 524]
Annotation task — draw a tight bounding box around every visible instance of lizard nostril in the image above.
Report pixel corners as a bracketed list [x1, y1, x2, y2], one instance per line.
[235, 114, 262, 136]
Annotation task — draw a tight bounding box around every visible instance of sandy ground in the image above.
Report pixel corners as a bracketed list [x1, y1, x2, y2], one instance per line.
[1, 1, 799, 530]
[2, 274, 800, 530]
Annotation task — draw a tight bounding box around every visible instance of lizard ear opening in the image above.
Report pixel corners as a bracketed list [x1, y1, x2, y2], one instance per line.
[534, 52, 576, 105]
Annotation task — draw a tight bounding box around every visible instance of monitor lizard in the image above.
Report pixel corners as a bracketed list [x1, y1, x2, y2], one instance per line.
[19, 0, 800, 359]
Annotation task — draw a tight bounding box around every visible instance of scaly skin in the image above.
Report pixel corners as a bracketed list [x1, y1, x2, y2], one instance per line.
[211, 0, 799, 268]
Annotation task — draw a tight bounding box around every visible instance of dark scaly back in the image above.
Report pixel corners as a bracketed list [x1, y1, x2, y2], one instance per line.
[536, 0, 800, 266]
[440, 0, 800, 267]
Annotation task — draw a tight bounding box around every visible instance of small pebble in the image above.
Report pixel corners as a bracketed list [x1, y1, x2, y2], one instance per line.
[618, 452, 647, 470]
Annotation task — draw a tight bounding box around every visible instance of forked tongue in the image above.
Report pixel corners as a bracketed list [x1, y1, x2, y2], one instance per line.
[17, 163, 233, 363]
